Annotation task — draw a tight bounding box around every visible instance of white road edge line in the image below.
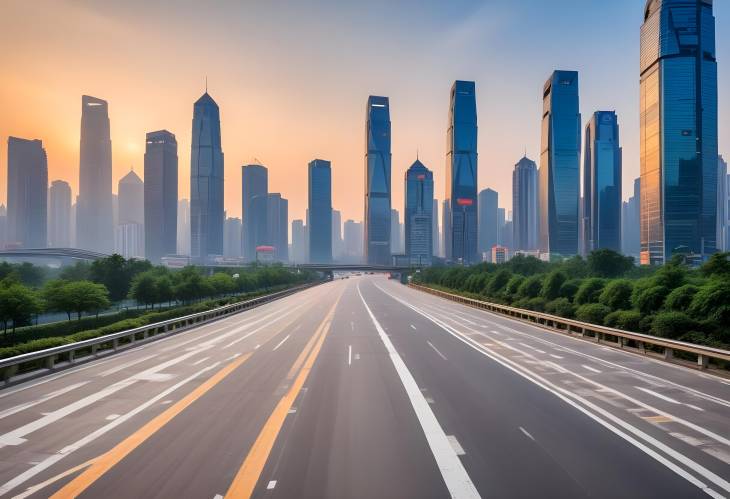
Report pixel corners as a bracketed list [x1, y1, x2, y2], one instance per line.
[427, 341, 448, 361]
[357, 283, 479, 499]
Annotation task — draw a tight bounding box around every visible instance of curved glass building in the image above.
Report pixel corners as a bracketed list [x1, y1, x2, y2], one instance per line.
[539, 71, 581, 259]
[583, 111, 622, 254]
[640, 0, 717, 264]
[190, 92, 224, 262]
[445, 80, 478, 264]
[364, 96, 391, 265]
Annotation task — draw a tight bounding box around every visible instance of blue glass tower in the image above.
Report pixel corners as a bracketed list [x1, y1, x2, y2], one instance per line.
[308, 159, 332, 263]
[583, 111, 622, 254]
[242, 164, 268, 262]
[640, 0, 718, 264]
[446, 80, 478, 264]
[512, 156, 539, 252]
[404, 159, 433, 266]
[539, 71, 581, 259]
[364, 96, 391, 265]
[190, 92, 224, 262]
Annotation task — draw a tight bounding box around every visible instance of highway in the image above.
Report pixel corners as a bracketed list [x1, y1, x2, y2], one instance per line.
[0, 275, 728, 498]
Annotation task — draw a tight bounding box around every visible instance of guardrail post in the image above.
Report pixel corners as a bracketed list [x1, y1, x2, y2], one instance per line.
[2, 365, 18, 382]
[637, 342, 646, 354]
[68, 350, 75, 364]
[664, 347, 674, 361]
[44, 355, 55, 369]
[596, 332, 603, 343]
[112, 338, 119, 351]
[697, 354, 709, 370]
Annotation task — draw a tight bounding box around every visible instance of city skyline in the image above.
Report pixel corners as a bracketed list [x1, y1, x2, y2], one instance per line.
[2, 1, 728, 227]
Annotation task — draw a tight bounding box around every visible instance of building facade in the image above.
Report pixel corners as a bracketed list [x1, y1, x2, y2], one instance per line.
[48, 180, 71, 247]
[291, 219, 307, 264]
[404, 159, 434, 266]
[144, 130, 178, 263]
[332, 209, 343, 261]
[117, 170, 144, 257]
[445, 80, 479, 264]
[190, 92, 224, 262]
[512, 156, 539, 252]
[343, 219, 363, 263]
[7, 137, 47, 248]
[583, 111, 622, 254]
[478, 188, 499, 261]
[177, 199, 190, 256]
[539, 70, 581, 259]
[364, 96, 392, 265]
[267, 193, 288, 262]
[241, 164, 268, 262]
[640, 0, 718, 264]
[308, 159, 332, 263]
[717, 155, 727, 251]
[622, 178, 642, 259]
[223, 217, 242, 258]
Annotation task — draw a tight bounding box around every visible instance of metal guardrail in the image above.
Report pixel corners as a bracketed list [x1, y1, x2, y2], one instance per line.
[0, 282, 320, 385]
[409, 283, 730, 371]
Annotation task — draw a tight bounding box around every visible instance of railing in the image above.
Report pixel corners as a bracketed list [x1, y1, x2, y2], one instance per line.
[409, 283, 730, 371]
[0, 282, 320, 386]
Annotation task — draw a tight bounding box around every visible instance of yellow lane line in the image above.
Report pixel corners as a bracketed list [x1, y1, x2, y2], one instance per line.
[50, 354, 251, 499]
[224, 296, 340, 498]
[13, 459, 95, 499]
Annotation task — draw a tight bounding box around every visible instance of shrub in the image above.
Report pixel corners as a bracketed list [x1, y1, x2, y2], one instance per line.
[559, 279, 582, 301]
[574, 278, 606, 305]
[541, 271, 567, 300]
[587, 249, 634, 277]
[525, 297, 547, 312]
[504, 275, 525, 298]
[598, 279, 633, 310]
[604, 310, 642, 331]
[486, 270, 512, 296]
[651, 312, 700, 339]
[545, 298, 576, 318]
[664, 284, 699, 312]
[633, 285, 669, 314]
[688, 279, 730, 323]
[517, 275, 544, 299]
[575, 303, 611, 325]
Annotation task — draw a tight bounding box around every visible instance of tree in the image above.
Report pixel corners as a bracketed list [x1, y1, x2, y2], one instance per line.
[651, 312, 699, 339]
[506, 254, 547, 276]
[174, 267, 211, 303]
[598, 279, 633, 310]
[541, 270, 567, 300]
[688, 279, 730, 324]
[664, 284, 699, 312]
[208, 272, 235, 296]
[701, 252, 730, 278]
[575, 303, 611, 325]
[486, 269, 512, 296]
[129, 272, 159, 308]
[60, 261, 91, 281]
[156, 276, 175, 306]
[604, 310, 642, 331]
[545, 298, 576, 318]
[42, 279, 75, 320]
[62, 281, 111, 320]
[90, 255, 152, 302]
[633, 285, 668, 315]
[587, 249, 634, 278]
[517, 275, 543, 299]
[574, 278, 606, 305]
[559, 279, 582, 302]
[0, 284, 42, 334]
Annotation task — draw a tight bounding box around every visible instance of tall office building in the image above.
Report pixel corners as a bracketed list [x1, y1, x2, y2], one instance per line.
[445, 80, 478, 264]
[478, 188, 499, 260]
[539, 71, 581, 259]
[267, 193, 288, 262]
[7, 137, 47, 248]
[364, 96, 391, 265]
[48, 180, 71, 247]
[432, 198, 440, 258]
[512, 156, 539, 251]
[144, 130, 177, 263]
[332, 209, 343, 261]
[622, 178, 641, 259]
[241, 164, 268, 261]
[117, 170, 144, 258]
[223, 217, 242, 258]
[390, 209, 402, 254]
[308, 159, 332, 263]
[77, 96, 113, 253]
[640, 0, 718, 264]
[291, 219, 307, 263]
[583, 111, 622, 254]
[717, 155, 727, 251]
[404, 159, 433, 266]
[343, 219, 363, 263]
[0, 205, 6, 249]
[177, 199, 190, 255]
[190, 92, 224, 262]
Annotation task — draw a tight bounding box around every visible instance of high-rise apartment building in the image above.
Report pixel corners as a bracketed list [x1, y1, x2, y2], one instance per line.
[223, 217, 242, 258]
[177, 199, 190, 256]
[291, 219, 307, 263]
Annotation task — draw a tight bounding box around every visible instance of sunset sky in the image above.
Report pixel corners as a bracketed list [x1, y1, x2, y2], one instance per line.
[1, 0, 728, 225]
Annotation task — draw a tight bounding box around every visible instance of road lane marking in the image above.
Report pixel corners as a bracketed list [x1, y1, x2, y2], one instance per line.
[51, 355, 250, 498]
[224, 296, 341, 499]
[447, 435, 466, 455]
[635, 387, 705, 412]
[375, 282, 730, 497]
[105, 414, 119, 421]
[0, 382, 88, 421]
[519, 342, 546, 354]
[0, 362, 223, 497]
[267, 480, 277, 489]
[99, 355, 157, 377]
[410, 324, 417, 330]
[10, 458, 96, 499]
[272, 334, 291, 351]
[192, 356, 210, 366]
[519, 427, 535, 441]
[348, 345, 352, 366]
[549, 354, 563, 359]
[358, 284, 479, 499]
[582, 364, 601, 374]
[427, 341, 448, 361]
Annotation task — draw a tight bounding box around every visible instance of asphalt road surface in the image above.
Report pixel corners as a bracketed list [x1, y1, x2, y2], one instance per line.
[0, 275, 728, 498]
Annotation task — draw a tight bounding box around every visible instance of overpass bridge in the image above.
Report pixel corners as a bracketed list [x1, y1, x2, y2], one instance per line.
[0, 247, 111, 263]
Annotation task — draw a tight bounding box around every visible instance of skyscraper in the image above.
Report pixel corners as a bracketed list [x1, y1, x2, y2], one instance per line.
[267, 193, 288, 262]
[223, 217, 242, 258]
[364, 96, 391, 265]
[390, 208, 402, 254]
[718, 155, 728, 251]
[478, 188, 499, 260]
[332, 209, 343, 261]
[190, 92, 224, 262]
[308, 159, 332, 263]
[144, 130, 178, 263]
[622, 178, 641, 259]
[343, 219, 363, 263]
[640, 0, 718, 264]
[512, 156, 539, 252]
[539, 70, 581, 259]
[583, 111, 622, 254]
[432, 198, 440, 258]
[77, 96, 113, 253]
[241, 164, 268, 262]
[291, 219, 307, 263]
[445, 80, 478, 264]
[48, 180, 71, 247]
[7, 137, 47, 248]
[404, 159, 433, 266]
[0, 205, 6, 249]
[177, 199, 190, 255]
[116, 170, 144, 258]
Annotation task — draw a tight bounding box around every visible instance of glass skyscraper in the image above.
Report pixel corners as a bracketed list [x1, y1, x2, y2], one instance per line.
[267, 193, 288, 262]
[77, 95, 113, 253]
[539, 70, 581, 259]
[404, 159, 433, 266]
[7, 137, 47, 248]
[478, 188, 499, 260]
[445, 80, 478, 264]
[308, 159, 332, 263]
[364, 96, 391, 265]
[144, 130, 178, 263]
[583, 111, 622, 254]
[49, 180, 71, 248]
[241, 164, 268, 262]
[190, 92, 224, 262]
[640, 0, 717, 264]
[512, 156, 539, 252]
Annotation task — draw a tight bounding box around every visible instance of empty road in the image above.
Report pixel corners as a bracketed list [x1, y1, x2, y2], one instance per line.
[0, 275, 728, 498]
